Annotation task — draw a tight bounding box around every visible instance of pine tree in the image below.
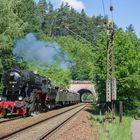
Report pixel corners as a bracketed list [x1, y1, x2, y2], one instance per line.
[13, 0, 41, 33]
[126, 24, 135, 33]
[38, 0, 48, 30]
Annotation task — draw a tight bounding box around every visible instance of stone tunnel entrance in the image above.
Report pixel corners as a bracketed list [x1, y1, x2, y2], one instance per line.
[78, 89, 94, 102]
[69, 80, 97, 102]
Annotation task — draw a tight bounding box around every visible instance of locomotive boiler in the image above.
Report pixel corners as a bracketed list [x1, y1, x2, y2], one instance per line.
[0, 68, 80, 117]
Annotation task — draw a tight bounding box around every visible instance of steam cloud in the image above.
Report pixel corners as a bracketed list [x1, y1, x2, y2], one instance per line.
[13, 33, 73, 69]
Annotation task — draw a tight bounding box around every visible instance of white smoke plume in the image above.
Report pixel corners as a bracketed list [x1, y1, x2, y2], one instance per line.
[13, 33, 73, 69]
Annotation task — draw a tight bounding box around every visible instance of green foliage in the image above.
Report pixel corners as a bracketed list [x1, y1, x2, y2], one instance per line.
[38, 0, 47, 30]
[0, 0, 43, 83]
[31, 27, 140, 115]
[0, 0, 26, 48]
[27, 63, 71, 87]
[13, 0, 41, 32]
[0, 59, 3, 74]
[115, 31, 140, 115]
[91, 32, 107, 103]
[95, 30, 140, 115]
[0, 1, 140, 116]
[92, 105, 133, 140]
[98, 116, 133, 140]
[82, 93, 94, 101]
[55, 36, 96, 80]
[37, 34, 96, 81]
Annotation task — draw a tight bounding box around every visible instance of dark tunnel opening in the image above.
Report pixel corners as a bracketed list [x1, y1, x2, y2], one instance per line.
[78, 89, 94, 102]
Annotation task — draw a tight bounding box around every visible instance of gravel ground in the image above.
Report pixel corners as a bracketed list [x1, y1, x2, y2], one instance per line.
[4, 105, 85, 140]
[0, 104, 99, 140]
[0, 104, 82, 138]
[132, 119, 140, 140]
[46, 105, 99, 140]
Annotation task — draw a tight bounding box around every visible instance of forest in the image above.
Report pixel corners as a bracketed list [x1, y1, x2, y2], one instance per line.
[0, 0, 140, 116]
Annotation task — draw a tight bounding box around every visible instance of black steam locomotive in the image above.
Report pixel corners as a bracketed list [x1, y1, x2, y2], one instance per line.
[0, 68, 79, 117]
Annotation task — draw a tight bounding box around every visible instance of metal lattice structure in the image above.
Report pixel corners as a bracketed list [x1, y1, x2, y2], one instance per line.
[106, 18, 117, 103]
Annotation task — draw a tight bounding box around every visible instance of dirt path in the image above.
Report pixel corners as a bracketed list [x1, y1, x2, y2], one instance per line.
[132, 119, 140, 140]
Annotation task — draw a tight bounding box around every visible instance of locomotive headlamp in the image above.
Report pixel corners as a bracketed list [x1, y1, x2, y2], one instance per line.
[18, 96, 23, 101]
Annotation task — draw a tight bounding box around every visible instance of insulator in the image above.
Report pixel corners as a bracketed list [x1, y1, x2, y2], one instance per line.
[110, 6, 113, 11]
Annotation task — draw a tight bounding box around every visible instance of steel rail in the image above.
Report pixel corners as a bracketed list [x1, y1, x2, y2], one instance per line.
[0, 116, 22, 124]
[37, 104, 87, 140]
[0, 104, 84, 139]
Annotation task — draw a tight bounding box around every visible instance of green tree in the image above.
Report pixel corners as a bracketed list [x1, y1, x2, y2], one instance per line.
[27, 63, 71, 87]
[115, 30, 140, 115]
[13, 0, 41, 33]
[126, 24, 135, 33]
[0, 0, 28, 74]
[38, 0, 48, 30]
[43, 2, 56, 35]
[55, 36, 95, 80]
[94, 29, 140, 115]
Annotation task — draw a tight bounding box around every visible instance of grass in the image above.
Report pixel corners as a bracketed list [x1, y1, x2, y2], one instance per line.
[92, 115, 133, 140]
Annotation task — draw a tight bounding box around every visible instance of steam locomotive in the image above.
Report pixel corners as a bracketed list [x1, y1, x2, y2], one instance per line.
[0, 68, 80, 117]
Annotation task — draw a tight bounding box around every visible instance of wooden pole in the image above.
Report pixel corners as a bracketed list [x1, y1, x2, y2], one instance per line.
[119, 101, 123, 123]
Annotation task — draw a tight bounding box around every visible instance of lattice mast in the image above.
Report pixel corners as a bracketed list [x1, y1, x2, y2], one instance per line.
[106, 18, 116, 103]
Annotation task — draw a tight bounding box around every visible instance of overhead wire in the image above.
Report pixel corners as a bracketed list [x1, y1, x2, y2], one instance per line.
[101, 0, 106, 17]
[109, 0, 114, 28]
[101, 0, 115, 27]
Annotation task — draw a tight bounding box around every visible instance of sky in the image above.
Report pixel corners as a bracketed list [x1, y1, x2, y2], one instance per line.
[35, 0, 140, 37]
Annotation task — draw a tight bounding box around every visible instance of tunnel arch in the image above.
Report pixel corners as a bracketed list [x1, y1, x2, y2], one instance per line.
[69, 80, 97, 101]
[78, 89, 95, 102]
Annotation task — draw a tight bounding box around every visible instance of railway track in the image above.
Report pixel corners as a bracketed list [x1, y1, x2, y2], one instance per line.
[0, 116, 22, 124]
[0, 103, 86, 140]
[37, 104, 87, 140]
